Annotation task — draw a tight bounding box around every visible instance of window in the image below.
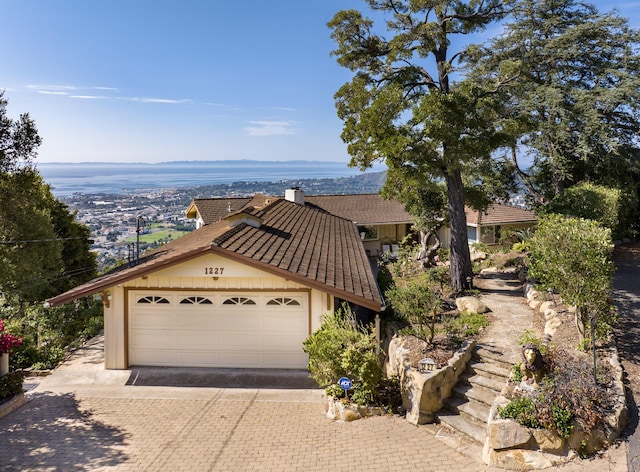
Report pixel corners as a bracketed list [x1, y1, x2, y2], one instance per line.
[266, 297, 301, 306]
[137, 296, 170, 304]
[179, 296, 213, 305]
[481, 225, 502, 245]
[357, 225, 378, 241]
[222, 297, 256, 306]
[467, 226, 478, 242]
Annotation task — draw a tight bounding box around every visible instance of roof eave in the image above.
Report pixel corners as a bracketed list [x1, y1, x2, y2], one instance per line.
[46, 245, 213, 307]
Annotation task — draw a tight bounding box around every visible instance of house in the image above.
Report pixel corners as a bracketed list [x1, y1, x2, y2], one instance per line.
[187, 190, 414, 259]
[187, 190, 537, 254]
[464, 204, 537, 246]
[47, 194, 382, 370]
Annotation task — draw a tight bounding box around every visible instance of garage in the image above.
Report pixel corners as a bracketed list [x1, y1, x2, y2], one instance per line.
[128, 290, 309, 369]
[47, 197, 382, 370]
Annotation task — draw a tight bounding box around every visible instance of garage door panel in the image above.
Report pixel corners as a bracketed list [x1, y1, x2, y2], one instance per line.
[262, 313, 307, 332]
[131, 331, 174, 349]
[129, 291, 308, 368]
[173, 331, 217, 349]
[131, 312, 175, 329]
[216, 352, 261, 367]
[214, 313, 260, 330]
[178, 313, 218, 329]
[130, 349, 175, 366]
[214, 332, 261, 349]
[262, 334, 307, 349]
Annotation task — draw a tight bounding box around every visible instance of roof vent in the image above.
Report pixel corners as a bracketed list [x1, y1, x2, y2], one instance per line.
[226, 211, 262, 229]
[285, 187, 304, 205]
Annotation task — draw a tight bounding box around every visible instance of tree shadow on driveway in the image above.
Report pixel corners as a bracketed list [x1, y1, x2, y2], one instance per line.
[0, 392, 129, 471]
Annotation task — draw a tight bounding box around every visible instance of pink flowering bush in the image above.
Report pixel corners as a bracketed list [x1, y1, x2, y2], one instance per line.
[0, 320, 23, 354]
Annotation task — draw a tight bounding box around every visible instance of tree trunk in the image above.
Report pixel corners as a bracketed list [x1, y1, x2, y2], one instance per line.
[445, 169, 473, 292]
[417, 229, 441, 268]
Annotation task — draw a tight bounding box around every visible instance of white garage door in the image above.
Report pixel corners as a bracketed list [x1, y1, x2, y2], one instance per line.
[128, 291, 309, 368]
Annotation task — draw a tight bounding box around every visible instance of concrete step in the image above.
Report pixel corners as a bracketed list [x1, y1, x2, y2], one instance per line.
[444, 396, 491, 427]
[469, 361, 510, 382]
[474, 345, 514, 371]
[462, 373, 506, 394]
[438, 410, 487, 445]
[453, 384, 496, 407]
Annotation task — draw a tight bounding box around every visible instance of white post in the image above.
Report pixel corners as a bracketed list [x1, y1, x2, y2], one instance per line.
[0, 353, 9, 376]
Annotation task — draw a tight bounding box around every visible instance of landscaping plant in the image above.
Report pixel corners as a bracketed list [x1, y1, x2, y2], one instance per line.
[500, 344, 614, 441]
[303, 305, 389, 406]
[528, 214, 614, 343]
[385, 277, 442, 344]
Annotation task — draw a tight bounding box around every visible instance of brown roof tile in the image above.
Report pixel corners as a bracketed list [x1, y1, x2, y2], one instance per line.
[305, 194, 412, 224]
[49, 198, 382, 311]
[188, 193, 412, 226]
[465, 203, 537, 226]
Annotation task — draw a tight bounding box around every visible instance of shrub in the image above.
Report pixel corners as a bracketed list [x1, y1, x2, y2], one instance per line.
[303, 305, 386, 406]
[0, 372, 23, 400]
[528, 214, 614, 341]
[6, 298, 103, 370]
[503, 346, 614, 441]
[499, 396, 540, 429]
[548, 182, 637, 240]
[385, 278, 441, 344]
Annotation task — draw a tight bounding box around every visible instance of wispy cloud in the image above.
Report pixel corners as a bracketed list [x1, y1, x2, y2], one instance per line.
[38, 90, 69, 96]
[26, 84, 193, 105]
[245, 120, 297, 136]
[125, 97, 192, 104]
[70, 95, 110, 100]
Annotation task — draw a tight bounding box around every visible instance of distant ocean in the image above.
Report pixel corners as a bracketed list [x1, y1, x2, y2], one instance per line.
[37, 160, 385, 197]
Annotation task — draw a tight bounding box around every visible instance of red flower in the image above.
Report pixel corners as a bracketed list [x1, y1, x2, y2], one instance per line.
[0, 319, 22, 354]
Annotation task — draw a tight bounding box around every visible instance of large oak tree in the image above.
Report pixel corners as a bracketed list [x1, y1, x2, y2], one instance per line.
[329, 0, 515, 291]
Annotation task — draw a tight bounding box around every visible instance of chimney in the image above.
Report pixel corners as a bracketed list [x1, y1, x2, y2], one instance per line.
[285, 187, 304, 205]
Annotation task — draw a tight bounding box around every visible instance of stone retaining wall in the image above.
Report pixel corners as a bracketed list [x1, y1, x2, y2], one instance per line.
[386, 335, 476, 425]
[483, 285, 629, 469]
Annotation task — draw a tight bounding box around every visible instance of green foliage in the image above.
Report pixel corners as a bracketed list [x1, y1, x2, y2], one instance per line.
[442, 311, 490, 339]
[303, 305, 385, 406]
[548, 182, 635, 240]
[385, 278, 441, 344]
[0, 93, 96, 304]
[499, 396, 540, 429]
[329, 1, 515, 292]
[503, 346, 613, 441]
[470, 0, 640, 209]
[0, 372, 23, 400]
[517, 330, 548, 355]
[528, 214, 614, 340]
[511, 363, 523, 383]
[6, 298, 103, 370]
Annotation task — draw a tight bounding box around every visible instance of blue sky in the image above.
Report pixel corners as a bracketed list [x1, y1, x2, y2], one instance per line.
[2, 0, 638, 164]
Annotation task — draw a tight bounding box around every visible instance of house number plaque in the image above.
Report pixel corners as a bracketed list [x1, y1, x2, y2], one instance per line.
[204, 267, 225, 275]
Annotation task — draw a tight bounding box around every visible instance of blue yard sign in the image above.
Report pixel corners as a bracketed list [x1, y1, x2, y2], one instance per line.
[338, 377, 352, 391]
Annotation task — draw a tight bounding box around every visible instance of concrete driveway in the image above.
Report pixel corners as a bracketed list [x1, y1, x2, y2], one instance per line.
[0, 336, 484, 472]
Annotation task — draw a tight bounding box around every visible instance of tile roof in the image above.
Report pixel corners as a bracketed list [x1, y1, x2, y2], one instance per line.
[49, 198, 382, 311]
[305, 194, 412, 224]
[186, 195, 275, 223]
[465, 203, 537, 226]
[188, 193, 412, 226]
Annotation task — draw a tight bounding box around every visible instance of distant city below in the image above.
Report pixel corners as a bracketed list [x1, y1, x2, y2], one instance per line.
[37, 160, 387, 197]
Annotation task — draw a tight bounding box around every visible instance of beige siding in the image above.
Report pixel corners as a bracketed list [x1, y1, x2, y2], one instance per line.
[103, 253, 335, 369]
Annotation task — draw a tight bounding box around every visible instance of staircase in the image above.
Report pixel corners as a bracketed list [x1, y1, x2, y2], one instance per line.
[437, 344, 513, 445]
